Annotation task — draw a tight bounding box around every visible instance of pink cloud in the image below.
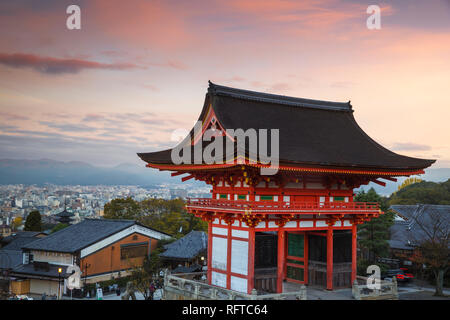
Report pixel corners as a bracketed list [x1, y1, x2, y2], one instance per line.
[0, 53, 142, 74]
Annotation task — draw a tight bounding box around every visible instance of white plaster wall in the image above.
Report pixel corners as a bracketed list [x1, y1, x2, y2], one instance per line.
[231, 240, 248, 276]
[212, 237, 227, 270]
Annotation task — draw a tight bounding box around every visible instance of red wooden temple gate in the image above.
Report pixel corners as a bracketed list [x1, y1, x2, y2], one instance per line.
[138, 82, 434, 293]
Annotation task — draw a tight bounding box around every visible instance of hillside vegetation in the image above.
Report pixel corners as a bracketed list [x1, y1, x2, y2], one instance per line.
[389, 179, 450, 205]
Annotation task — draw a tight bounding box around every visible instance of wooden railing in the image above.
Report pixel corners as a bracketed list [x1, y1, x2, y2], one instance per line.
[352, 276, 398, 300]
[164, 271, 306, 300]
[186, 198, 379, 215]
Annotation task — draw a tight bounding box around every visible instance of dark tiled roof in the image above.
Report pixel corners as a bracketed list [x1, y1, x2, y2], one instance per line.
[1, 231, 46, 251]
[138, 81, 435, 171]
[21, 219, 139, 253]
[172, 264, 203, 274]
[12, 263, 69, 279]
[0, 249, 23, 269]
[209, 81, 352, 111]
[1, 237, 40, 251]
[389, 205, 450, 248]
[55, 208, 74, 217]
[160, 230, 207, 260]
[2, 231, 44, 242]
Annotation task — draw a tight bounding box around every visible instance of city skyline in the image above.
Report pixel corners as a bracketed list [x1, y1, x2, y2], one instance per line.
[0, 0, 449, 168]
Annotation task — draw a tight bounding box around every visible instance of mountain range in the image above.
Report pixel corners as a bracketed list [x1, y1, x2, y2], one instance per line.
[0, 159, 175, 187]
[0, 159, 449, 195]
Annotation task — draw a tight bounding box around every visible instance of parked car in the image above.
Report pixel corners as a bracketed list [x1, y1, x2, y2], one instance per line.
[382, 269, 414, 282]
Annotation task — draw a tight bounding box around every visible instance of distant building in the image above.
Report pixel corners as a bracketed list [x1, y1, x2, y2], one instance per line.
[0, 224, 12, 239]
[9, 219, 172, 297]
[170, 189, 187, 200]
[55, 206, 75, 225]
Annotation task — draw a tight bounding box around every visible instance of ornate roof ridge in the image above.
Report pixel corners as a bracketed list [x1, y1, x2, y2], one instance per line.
[208, 80, 352, 112]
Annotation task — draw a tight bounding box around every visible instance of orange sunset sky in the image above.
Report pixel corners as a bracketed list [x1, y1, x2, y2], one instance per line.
[0, 0, 449, 168]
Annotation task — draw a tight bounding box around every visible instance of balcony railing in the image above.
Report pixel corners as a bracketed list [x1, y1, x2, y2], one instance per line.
[164, 271, 306, 300]
[186, 198, 379, 215]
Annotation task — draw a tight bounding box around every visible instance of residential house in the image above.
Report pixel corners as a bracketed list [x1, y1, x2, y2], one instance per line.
[9, 219, 171, 297]
[0, 231, 47, 296]
[389, 204, 450, 264]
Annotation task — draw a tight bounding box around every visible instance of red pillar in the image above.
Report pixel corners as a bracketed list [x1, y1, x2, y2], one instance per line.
[326, 227, 333, 290]
[351, 223, 357, 283]
[276, 230, 285, 293]
[247, 228, 255, 294]
[207, 223, 212, 285]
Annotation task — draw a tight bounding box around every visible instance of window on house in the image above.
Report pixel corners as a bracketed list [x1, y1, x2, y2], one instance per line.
[120, 242, 148, 260]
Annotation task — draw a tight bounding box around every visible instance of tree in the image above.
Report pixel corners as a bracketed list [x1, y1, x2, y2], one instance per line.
[24, 210, 42, 231]
[104, 198, 207, 236]
[128, 246, 163, 300]
[403, 206, 449, 296]
[11, 217, 23, 231]
[389, 179, 450, 205]
[51, 223, 69, 234]
[355, 188, 394, 264]
[396, 177, 423, 192]
[103, 197, 141, 220]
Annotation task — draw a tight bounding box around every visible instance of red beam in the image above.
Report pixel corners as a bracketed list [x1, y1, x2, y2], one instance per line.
[309, 232, 327, 237]
[372, 179, 386, 187]
[181, 174, 195, 182]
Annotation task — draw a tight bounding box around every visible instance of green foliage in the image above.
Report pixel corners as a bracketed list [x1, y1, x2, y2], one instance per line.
[389, 179, 450, 205]
[24, 210, 42, 231]
[355, 188, 394, 263]
[51, 223, 69, 234]
[104, 197, 141, 220]
[128, 246, 164, 300]
[103, 197, 207, 237]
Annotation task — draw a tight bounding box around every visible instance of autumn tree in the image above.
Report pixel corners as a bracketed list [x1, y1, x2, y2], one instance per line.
[24, 210, 42, 232]
[11, 217, 23, 231]
[404, 206, 449, 296]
